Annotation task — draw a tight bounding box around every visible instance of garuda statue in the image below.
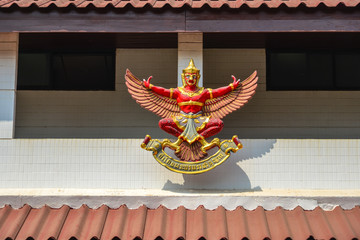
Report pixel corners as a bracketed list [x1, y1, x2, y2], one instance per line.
[126, 59, 258, 174]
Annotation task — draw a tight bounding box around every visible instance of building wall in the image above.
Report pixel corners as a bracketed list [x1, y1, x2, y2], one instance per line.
[16, 49, 360, 139]
[0, 48, 357, 190]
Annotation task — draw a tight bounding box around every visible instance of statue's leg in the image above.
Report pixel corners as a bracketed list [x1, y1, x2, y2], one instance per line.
[198, 119, 224, 153]
[198, 118, 224, 139]
[159, 118, 183, 137]
[159, 118, 183, 153]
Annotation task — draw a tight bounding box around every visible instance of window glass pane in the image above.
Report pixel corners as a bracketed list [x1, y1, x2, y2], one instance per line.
[18, 52, 115, 91]
[17, 53, 51, 89]
[268, 51, 333, 90]
[52, 54, 115, 90]
[307, 53, 333, 89]
[269, 53, 307, 90]
[335, 53, 360, 89]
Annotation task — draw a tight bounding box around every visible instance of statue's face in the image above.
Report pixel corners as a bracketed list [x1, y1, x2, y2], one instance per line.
[184, 73, 199, 86]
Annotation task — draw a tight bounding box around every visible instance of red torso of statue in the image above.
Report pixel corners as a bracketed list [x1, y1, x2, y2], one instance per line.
[174, 88, 207, 113]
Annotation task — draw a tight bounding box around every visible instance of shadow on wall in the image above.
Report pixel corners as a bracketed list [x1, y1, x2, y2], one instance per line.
[162, 139, 276, 191]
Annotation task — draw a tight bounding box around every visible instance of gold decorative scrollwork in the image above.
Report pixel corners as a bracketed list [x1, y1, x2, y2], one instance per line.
[141, 136, 242, 174]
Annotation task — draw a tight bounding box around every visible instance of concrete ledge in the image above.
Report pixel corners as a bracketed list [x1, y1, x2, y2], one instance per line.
[0, 189, 359, 211]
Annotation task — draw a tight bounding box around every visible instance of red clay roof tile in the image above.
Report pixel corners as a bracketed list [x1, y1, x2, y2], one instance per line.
[0, 0, 359, 8]
[265, 207, 291, 239]
[225, 206, 249, 239]
[323, 206, 357, 239]
[186, 206, 207, 240]
[305, 206, 335, 239]
[102, 205, 148, 240]
[16, 205, 70, 240]
[0, 204, 359, 240]
[283, 206, 313, 240]
[246, 206, 271, 239]
[187, 205, 228, 240]
[0, 204, 31, 240]
[344, 206, 360, 237]
[204, 206, 228, 240]
[58, 205, 108, 240]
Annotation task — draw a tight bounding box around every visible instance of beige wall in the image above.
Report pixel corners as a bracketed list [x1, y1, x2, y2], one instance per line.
[178, 33, 203, 86]
[16, 48, 360, 138]
[15, 49, 177, 138]
[204, 49, 360, 139]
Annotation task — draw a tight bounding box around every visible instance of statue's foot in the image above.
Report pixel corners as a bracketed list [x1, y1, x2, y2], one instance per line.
[200, 146, 207, 154]
[200, 138, 220, 153]
[162, 138, 183, 153]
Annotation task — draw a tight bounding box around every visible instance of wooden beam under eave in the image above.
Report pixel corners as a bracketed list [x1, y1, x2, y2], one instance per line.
[186, 19, 360, 32]
[185, 5, 360, 32]
[0, 6, 187, 33]
[1, 5, 360, 33]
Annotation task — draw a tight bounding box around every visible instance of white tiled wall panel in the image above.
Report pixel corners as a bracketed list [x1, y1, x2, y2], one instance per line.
[0, 138, 358, 190]
[0, 33, 17, 139]
[0, 91, 15, 138]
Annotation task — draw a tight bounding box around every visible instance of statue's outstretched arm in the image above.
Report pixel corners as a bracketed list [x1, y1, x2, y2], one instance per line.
[144, 76, 177, 99]
[211, 75, 240, 98]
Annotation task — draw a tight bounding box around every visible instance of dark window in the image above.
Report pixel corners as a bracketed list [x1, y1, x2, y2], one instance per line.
[267, 49, 360, 90]
[334, 52, 360, 89]
[17, 51, 115, 90]
[17, 53, 51, 89]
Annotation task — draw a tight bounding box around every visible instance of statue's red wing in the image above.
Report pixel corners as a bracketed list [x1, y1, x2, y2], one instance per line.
[203, 71, 258, 119]
[125, 69, 181, 118]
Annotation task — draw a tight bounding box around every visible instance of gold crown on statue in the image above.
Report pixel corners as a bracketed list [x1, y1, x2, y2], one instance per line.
[182, 59, 200, 74]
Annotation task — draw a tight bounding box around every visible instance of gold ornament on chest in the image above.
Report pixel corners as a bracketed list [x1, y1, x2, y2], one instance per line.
[178, 87, 204, 97]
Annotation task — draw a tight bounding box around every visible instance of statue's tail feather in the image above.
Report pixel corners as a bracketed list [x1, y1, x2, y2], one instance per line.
[175, 141, 207, 162]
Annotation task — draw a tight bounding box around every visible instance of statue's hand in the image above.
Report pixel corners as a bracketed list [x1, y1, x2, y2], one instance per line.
[231, 75, 240, 89]
[143, 76, 153, 89]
